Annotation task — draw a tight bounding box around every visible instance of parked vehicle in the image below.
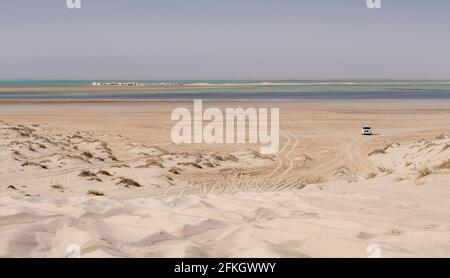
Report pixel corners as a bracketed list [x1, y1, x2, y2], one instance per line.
[361, 125, 372, 135]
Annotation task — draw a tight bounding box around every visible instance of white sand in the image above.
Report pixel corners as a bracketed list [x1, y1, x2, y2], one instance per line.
[1, 101, 449, 258]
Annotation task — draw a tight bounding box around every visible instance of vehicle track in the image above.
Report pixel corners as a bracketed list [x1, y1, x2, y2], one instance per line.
[270, 123, 299, 190]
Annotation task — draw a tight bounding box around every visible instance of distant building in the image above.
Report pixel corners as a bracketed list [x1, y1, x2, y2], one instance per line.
[90, 81, 181, 87]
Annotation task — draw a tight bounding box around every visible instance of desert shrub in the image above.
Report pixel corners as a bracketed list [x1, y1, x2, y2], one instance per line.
[417, 167, 432, 178]
[79, 170, 96, 177]
[436, 159, 450, 170]
[116, 177, 141, 187]
[378, 166, 394, 175]
[97, 170, 112, 176]
[87, 190, 104, 196]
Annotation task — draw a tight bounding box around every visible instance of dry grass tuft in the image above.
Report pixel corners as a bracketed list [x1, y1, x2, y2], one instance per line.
[213, 154, 239, 162]
[51, 183, 64, 190]
[79, 170, 96, 177]
[377, 166, 394, 175]
[366, 172, 377, 179]
[21, 161, 48, 169]
[169, 167, 181, 175]
[81, 151, 94, 159]
[138, 159, 163, 168]
[368, 148, 385, 156]
[435, 159, 450, 170]
[97, 170, 112, 176]
[87, 190, 104, 196]
[368, 144, 393, 156]
[417, 167, 433, 178]
[116, 177, 141, 187]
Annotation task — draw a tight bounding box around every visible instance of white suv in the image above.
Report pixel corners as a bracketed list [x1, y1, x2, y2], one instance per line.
[361, 126, 372, 135]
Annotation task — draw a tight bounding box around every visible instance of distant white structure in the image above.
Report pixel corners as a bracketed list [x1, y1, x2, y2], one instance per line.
[91, 81, 147, 87]
[90, 81, 183, 87]
[160, 82, 183, 87]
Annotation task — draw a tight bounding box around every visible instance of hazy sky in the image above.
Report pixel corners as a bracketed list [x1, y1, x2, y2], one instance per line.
[1, 0, 450, 79]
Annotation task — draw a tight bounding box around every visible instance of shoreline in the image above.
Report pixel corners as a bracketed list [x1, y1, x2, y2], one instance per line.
[0, 85, 251, 93]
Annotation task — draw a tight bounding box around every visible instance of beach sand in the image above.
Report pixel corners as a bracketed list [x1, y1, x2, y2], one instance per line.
[1, 100, 450, 258]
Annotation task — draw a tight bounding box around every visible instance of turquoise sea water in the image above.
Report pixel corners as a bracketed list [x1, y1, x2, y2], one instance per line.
[1, 80, 450, 100]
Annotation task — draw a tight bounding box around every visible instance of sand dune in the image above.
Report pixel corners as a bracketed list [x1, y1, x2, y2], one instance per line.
[1, 177, 449, 258]
[369, 134, 450, 179]
[0, 120, 273, 199]
[1, 101, 450, 257]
